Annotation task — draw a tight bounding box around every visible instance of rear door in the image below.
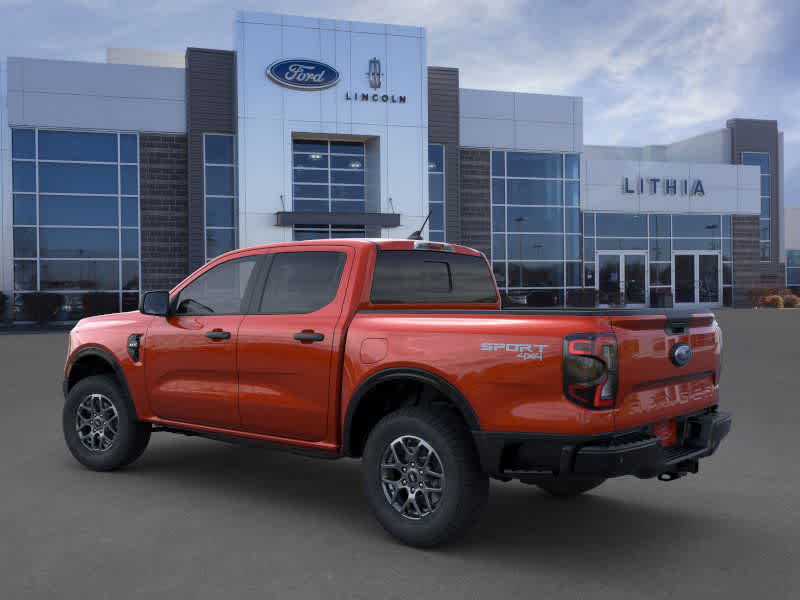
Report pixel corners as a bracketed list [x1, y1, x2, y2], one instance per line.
[611, 312, 721, 430]
[236, 246, 352, 441]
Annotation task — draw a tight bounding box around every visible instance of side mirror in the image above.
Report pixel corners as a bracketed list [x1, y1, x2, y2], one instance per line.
[140, 291, 171, 316]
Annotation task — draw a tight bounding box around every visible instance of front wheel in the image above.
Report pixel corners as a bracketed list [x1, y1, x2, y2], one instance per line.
[362, 407, 488, 548]
[63, 375, 151, 471]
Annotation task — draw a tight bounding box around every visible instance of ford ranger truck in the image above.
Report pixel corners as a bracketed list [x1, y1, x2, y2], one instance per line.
[62, 239, 731, 547]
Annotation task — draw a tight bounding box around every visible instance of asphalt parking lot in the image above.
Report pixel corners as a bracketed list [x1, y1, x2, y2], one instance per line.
[1, 309, 798, 599]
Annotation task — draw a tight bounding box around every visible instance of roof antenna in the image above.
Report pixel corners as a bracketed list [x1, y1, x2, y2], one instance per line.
[407, 211, 432, 240]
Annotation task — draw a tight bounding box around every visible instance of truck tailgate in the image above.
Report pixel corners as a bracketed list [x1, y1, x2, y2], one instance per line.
[611, 312, 721, 430]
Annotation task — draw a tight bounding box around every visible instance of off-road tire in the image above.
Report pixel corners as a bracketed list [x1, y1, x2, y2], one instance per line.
[63, 375, 151, 471]
[362, 406, 489, 548]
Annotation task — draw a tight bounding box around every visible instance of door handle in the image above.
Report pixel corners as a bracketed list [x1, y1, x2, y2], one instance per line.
[205, 329, 231, 340]
[293, 330, 324, 343]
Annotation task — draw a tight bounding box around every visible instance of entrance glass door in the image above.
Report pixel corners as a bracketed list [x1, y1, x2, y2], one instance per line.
[597, 253, 647, 307]
[673, 252, 721, 306]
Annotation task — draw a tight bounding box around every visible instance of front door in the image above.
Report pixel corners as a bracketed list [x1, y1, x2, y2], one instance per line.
[596, 252, 647, 307]
[673, 252, 721, 306]
[237, 247, 351, 442]
[145, 254, 262, 428]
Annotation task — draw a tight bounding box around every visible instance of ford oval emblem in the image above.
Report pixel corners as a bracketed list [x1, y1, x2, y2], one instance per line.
[267, 59, 340, 90]
[670, 343, 693, 367]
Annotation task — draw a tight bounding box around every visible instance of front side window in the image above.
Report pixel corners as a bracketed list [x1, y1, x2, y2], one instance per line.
[258, 252, 346, 314]
[176, 256, 259, 315]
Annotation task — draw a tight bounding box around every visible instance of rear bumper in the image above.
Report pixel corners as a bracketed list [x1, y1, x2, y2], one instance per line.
[472, 409, 731, 480]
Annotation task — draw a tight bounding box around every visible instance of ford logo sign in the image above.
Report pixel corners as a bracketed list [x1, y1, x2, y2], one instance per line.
[267, 59, 340, 90]
[670, 343, 693, 367]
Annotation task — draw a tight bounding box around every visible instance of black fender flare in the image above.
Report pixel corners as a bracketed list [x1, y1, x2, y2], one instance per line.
[342, 367, 481, 457]
[64, 347, 139, 419]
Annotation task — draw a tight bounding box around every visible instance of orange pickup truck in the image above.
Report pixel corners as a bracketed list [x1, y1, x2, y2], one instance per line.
[62, 239, 731, 547]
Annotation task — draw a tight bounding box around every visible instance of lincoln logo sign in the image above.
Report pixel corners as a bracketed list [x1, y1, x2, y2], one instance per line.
[623, 176, 705, 196]
[266, 59, 340, 90]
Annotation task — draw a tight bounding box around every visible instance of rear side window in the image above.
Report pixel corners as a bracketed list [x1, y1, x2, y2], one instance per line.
[258, 251, 346, 314]
[176, 256, 259, 315]
[371, 251, 497, 304]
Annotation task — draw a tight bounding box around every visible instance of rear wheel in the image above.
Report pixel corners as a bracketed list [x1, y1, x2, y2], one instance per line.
[534, 476, 606, 498]
[362, 406, 489, 548]
[63, 375, 151, 471]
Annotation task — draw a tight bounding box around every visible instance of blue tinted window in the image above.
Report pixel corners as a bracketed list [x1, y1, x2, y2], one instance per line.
[721, 215, 732, 237]
[14, 227, 37, 258]
[565, 154, 580, 179]
[583, 237, 594, 261]
[673, 214, 721, 237]
[330, 141, 364, 155]
[332, 201, 365, 212]
[122, 261, 139, 290]
[565, 208, 580, 233]
[39, 163, 118, 194]
[722, 238, 732, 261]
[507, 180, 562, 205]
[429, 231, 444, 242]
[492, 179, 505, 205]
[13, 194, 36, 225]
[40, 195, 118, 226]
[429, 204, 443, 230]
[491, 151, 505, 177]
[673, 238, 721, 251]
[741, 152, 769, 174]
[294, 153, 328, 168]
[429, 173, 444, 204]
[121, 229, 139, 258]
[507, 234, 563, 260]
[12, 129, 35, 159]
[294, 229, 329, 241]
[583, 213, 594, 236]
[493, 235, 505, 260]
[761, 197, 770, 218]
[428, 145, 444, 172]
[120, 135, 138, 163]
[12, 161, 36, 192]
[787, 250, 800, 268]
[38, 131, 117, 162]
[121, 198, 139, 226]
[121, 165, 138, 195]
[760, 242, 770, 261]
[293, 140, 328, 154]
[508, 262, 564, 287]
[565, 181, 579, 206]
[14, 261, 37, 290]
[294, 184, 328, 199]
[595, 213, 647, 237]
[294, 200, 329, 212]
[596, 238, 647, 251]
[649, 214, 671, 237]
[507, 206, 563, 233]
[566, 262, 581, 287]
[206, 166, 235, 195]
[331, 185, 364, 200]
[293, 169, 328, 184]
[40, 260, 119, 291]
[331, 170, 364, 185]
[206, 197, 234, 227]
[331, 155, 363, 169]
[205, 135, 234, 164]
[40, 228, 118, 258]
[206, 229, 235, 258]
[492, 206, 505, 232]
[507, 153, 562, 178]
[565, 235, 581, 260]
[649, 238, 671, 261]
[760, 175, 770, 196]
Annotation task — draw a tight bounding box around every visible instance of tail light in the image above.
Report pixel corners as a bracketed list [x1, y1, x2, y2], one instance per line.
[563, 333, 618, 409]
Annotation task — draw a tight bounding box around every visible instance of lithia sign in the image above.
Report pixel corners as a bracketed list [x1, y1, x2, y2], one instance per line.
[623, 176, 705, 196]
[267, 57, 406, 103]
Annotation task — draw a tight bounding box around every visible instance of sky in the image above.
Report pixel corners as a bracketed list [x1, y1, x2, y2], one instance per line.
[1, 0, 798, 204]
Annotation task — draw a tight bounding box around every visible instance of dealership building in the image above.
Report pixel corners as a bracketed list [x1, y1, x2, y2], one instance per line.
[0, 10, 795, 320]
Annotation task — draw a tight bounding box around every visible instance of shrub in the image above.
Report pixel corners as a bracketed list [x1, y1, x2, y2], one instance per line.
[762, 295, 784, 309]
[782, 294, 799, 308]
[21, 293, 64, 325]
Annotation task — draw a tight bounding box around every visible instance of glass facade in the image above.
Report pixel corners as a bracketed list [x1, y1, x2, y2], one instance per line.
[428, 144, 445, 241]
[742, 152, 771, 262]
[11, 128, 140, 320]
[584, 212, 733, 306]
[491, 150, 580, 306]
[788, 250, 800, 289]
[204, 134, 237, 260]
[291, 139, 366, 239]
